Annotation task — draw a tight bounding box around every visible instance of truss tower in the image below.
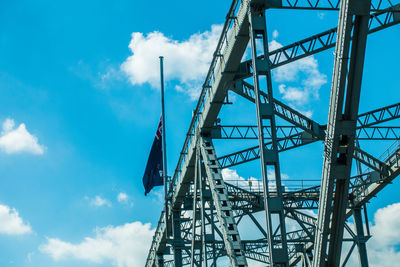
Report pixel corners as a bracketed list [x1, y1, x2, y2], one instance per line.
[145, 0, 400, 266]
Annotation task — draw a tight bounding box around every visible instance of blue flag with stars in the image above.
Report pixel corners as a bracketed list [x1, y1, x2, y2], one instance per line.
[143, 118, 164, 195]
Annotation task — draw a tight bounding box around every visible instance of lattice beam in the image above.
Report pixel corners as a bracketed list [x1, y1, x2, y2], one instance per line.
[234, 5, 400, 81]
[212, 125, 400, 140]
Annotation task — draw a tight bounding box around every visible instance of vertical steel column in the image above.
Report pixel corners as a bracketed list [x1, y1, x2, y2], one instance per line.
[248, 6, 288, 266]
[353, 207, 369, 267]
[190, 143, 208, 267]
[190, 149, 200, 267]
[312, 0, 371, 266]
[209, 199, 217, 266]
[173, 209, 183, 267]
[353, 141, 369, 267]
[198, 155, 208, 267]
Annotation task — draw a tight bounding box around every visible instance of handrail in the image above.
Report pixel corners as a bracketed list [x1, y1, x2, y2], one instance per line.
[167, 0, 242, 197]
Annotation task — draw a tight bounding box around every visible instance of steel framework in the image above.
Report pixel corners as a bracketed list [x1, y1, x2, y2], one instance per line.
[145, 0, 400, 266]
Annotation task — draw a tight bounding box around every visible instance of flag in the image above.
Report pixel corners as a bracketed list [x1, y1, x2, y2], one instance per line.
[143, 118, 164, 195]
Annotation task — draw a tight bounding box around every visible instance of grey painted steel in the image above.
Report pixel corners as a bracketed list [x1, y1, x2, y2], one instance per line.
[156, 254, 163, 267]
[215, 100, 400, 169]
[161, 143, 400, 266]
[248, 7, 289, 265]
[169, 154, 400, 266]
[232, 82, 325, 138]
[173, 209, 183, 267]
[145, 0, 400, 265]
[231, 84, 400, 140]
[353, 147, 388, 176]
[200, 137, 248, 266]
[358, 102, 400, 127]
[146, 209, 166, 267]
[341, 242, 357, 267]
[198, 157, 207, 267]
[217, 131, 393, 170]
[146, 0, 253, 264]
[313, 0, 371, 265]
[228, 146, 400, 265]
[352, 207, 369, 267]
[289, 147, 400, 265]
[213, 125, 400, 140]
[189, 145, 208, 267]
[264, 0, 395, 11]
[159, 56, 170, 242]
[352, 142, 369, 267]
[236, 5, 400, 81]
[190, 148, 199, 267]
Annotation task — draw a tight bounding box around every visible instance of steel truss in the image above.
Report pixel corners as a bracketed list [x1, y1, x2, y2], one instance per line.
[145, 0, 400, 266]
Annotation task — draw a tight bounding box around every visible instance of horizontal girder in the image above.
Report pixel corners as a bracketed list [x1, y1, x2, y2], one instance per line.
[213, 125, 400, 140]
[264, 0, 397, 11]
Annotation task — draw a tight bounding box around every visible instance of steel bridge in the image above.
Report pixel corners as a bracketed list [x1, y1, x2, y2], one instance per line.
[145, 0, 400, 266]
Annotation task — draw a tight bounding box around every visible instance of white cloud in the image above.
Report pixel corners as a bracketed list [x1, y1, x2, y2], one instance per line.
[296, 108, 313, 118]
[370, 202, 400, 246]
[27, 252, 34, 263]
[269, 39, 283, 51]
[272, 29, 279, 39]
[277, 85, 314, 117]
[0, 204, 32, 235]
[273, 55, 326, 104]
[221, 168, 289, 192]
[117, 192, 133, 207]
[343, 202, 400, 267]
[3, 118, 14, 132]
[87, 196, 112, 208]
[117, 193, 128, 203]
[278, 84, 308, 105]
[0, 118, 45, 155]
[40, 221, 154, 267]
[317, 12, 326, 20]
[222, 168, 261, 190]
[269, 36, 327, 107]
[121, 25, 222, 100]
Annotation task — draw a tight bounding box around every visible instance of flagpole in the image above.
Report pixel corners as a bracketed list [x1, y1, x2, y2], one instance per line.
[159, 56, 168, 228]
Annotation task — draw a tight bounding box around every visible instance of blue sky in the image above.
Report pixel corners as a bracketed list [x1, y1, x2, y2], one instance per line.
[0, 0, 399, 266]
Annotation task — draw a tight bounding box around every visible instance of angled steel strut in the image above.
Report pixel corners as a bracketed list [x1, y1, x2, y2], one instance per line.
[200, 138, 248, 266]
